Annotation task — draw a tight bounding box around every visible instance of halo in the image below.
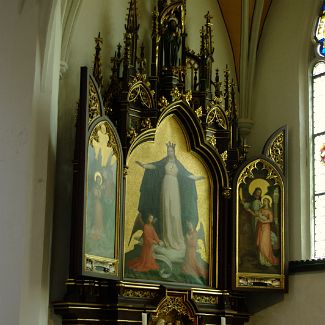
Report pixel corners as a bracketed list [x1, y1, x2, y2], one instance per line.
[94, 171, 103, 185]
[248, 178, 269, 196]
[99, 121, 108, 134]
[261, 194, 273, 207]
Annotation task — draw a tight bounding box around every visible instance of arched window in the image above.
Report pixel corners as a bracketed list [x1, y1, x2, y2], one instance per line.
[312, 3, 325, 258]
[311, 62, 325, 258]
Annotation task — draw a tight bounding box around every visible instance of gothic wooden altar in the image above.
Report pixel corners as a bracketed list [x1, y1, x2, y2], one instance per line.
[53, 1, 288, 324]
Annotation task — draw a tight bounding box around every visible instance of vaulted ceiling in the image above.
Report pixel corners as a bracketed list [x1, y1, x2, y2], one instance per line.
[217, 0, 272, 82]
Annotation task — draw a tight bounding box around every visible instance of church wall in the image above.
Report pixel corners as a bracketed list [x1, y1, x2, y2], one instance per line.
[248, 272, 325, 325]
[0, 0, 61, 324]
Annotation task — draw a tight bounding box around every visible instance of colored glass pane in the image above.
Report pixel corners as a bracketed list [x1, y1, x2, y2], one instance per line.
[312, 71, 325, 134]
[312, 7, 325, 257]
[313, 135, 325, 194]
[315, 5, 325, 57]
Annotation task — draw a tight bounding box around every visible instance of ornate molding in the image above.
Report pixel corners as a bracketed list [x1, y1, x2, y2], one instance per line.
[238, 159, 281, 186]
[157, 296, 189, 318]
[128, 75, 155, 109]
[267, 131, 284, 171]
[120, 287, 158, 299]
[88, 78, 101, 125]
[192, 293, 219, 304]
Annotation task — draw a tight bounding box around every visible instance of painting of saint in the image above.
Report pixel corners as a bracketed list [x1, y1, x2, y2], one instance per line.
[238, 178, 281, 274]
[84, 121, 118, 272]
[256, 196, 279, 266]
[135, 142, 204, 252]
[124, 116, 210, 285]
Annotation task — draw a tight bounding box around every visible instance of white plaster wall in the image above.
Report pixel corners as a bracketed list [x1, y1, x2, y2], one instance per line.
[248, 272, 325, 325]
[0, 0, 60, 324]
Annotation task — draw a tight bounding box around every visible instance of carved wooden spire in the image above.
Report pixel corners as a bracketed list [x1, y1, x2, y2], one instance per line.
[93, 32, 103, 89]
[125, 0, 139, 67]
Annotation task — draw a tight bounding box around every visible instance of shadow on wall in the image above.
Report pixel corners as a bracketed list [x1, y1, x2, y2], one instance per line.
[245, 291, 284, 314]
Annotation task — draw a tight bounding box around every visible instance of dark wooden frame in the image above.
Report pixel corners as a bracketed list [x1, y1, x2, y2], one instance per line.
[70, 67, 123, 279]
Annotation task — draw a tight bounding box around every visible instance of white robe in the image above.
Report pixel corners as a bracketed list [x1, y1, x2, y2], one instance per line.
[160, 161, 185, 250]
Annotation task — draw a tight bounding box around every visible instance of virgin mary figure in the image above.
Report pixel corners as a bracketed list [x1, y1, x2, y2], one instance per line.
[135, 142, 204, 258]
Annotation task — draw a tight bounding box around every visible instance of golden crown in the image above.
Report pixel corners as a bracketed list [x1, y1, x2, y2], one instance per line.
[166, 141, 176, 149]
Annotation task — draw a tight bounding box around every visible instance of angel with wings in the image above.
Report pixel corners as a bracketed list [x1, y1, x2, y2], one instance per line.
[181, 221, 207, 279]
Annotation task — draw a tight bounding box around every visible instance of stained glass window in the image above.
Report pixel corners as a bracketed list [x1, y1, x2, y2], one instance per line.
[315, 4, 325, 57]
[312, 61, 325, 258]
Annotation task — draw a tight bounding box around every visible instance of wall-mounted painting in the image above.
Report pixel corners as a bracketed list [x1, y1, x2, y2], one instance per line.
[83, 119, 121, 277]
[234, 158, 286, 290]
[124, 115, 212, 286]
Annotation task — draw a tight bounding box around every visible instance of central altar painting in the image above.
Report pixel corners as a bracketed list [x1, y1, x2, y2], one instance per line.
[124, 116, 211, 286]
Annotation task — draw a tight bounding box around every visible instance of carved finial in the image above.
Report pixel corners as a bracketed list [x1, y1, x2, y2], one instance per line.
[204, 11, 213, 25]
[93, 32, 103, 89]
[224, 65, 230, 111]
[125, 0, 139, 34]
[137, 43, 146, 74]
[200, 27, 205, 55]
[200, 12, 214, 58]
[125, 0, 139, 67]
[214, 69, 222, 97]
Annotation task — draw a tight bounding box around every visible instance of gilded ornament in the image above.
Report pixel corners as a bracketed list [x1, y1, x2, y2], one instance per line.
[128, 83, 153, 109]
[170, 86, 182, 101]
[222, 187, 232, 199]
[121, 288, 157, 299]
[127, 127, 138, 144]
[141, 117, 152, 131]
[195, 106, 203, 118]
[182, 90, 192, 104]
[221, 150, 228, 162]
[88, 79, 101, 125]
[206, 104, 227, 129]
[211, 96, 223, 106]
[157, 296, 189, 318]
[209, 135, 216, 147]
[192, 294, 219, 304]
[238, 159, 280, 186]
[267, 132, 284, 172]
[158, 96, 169, 111]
